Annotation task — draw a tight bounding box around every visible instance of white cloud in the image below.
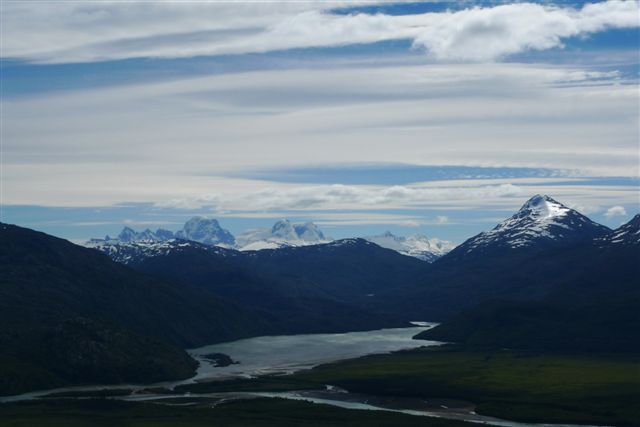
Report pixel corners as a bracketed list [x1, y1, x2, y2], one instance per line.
[412, 1, 640, 61]
[2, 62, 638, 207]
[605, 205, 628, 217]
[157, 183, 524, 211]
[1, 1, 638, 63]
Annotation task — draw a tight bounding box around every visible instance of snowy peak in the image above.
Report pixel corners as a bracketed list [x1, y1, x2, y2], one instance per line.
[89, 238, 236, 265]
[175, 217, 235, 246]
[270, 219, 299, 241]
[364, 232, 455, 262]
[112, 226, 174, 243]
[237, 220, 331, 250]
[599, 214, 640, 247]
[87, 217, 235, 249]
[117, 227, 139, 242]
[294, 222, 326, 241]
[517, 194, 570, 220]
[457, 195, 610, 253]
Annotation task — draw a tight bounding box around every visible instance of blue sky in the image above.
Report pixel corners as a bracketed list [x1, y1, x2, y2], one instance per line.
[1, 0, 638, 244]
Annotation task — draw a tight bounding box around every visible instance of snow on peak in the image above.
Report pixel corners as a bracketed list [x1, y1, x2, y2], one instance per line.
[459, 195, 609, 252]
[175, 217, 235, 246]
[237, 220, 331, 251]
[294, 222, 326, 241]
[364, 231, 455, 262]
[518, 194, 570, 220]
[599, 213, 640, 246]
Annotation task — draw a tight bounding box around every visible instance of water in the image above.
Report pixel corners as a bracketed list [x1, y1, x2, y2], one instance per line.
[190, 323, 439, 380]
[0, 323, 438, 402]
[0, 324, 608, 426]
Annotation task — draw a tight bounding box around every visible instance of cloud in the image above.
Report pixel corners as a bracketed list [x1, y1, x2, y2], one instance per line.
[157, 183, 524, 211]
[2, 1, 638, 63]
[605, 205, 628, 217]
[412, 1, 640, 61]
[2, 62, 637, 207]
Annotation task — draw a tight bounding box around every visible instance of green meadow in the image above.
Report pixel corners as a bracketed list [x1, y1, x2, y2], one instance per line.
[0, 398, 471, 427]
[293, 347, 640, 426]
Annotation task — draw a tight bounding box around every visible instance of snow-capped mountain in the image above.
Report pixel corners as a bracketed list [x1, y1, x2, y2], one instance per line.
[454, 194, 610, 254]
[598, 214, 640, 247]
[175, 217, 235, 246]
[364, 232, 455, 262]
[86, 226, 174, 247]
[85, 217, 457, 261]
[87, 217, 235, 249]
[236, 220, 331, 251]
[115, 226, 175, 243]
[87, 238, 236, 265]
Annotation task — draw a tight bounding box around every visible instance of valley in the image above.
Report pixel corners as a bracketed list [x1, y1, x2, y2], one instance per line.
[1, 195, 638, 426]
[4, 3, 638, 425]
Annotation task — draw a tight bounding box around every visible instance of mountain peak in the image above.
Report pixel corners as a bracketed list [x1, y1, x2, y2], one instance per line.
[599, 213, 640, 247]
[237, 220, 329, 250]
[117, 226, 138, 242]
[363, 231, 455, 262]
[452, 195, 609, 254]
[518, 194, 569, 220]
[175, 217, 235, 246]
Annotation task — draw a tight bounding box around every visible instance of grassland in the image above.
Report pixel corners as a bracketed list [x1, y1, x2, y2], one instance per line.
[291, 347, 640, 426]
[3, 348, 638, 426]
[172, 376, 325, 394]
[0, 398, 473, 427]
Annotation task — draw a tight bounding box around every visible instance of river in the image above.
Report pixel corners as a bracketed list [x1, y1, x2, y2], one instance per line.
[0, 323, 606, 427]
[0, 322, 437, 402]
[189, 322, 438, 380]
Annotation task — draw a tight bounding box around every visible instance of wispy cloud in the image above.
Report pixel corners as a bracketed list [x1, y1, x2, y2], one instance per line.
[2, 1, 638, 63]
[157, 183, 524, 211]
[3, 61, 637, 207]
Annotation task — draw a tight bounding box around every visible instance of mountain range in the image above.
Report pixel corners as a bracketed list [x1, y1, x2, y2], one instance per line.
[1, 194, 638, 395]
[413, 196, 639, 352]
[87, 217, 454, 261]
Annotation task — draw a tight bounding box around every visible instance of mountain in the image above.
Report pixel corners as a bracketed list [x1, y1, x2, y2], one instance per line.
[236, 220, 331, 250]
[85, 238, 237, 265]
[416, 215, 640, 352]
[175, 217, 236, 246]
[240, 239, 430, 305]
[87, 218, 455, 262]
[101, 238, 425, 331]
[91, 226, 175, 244]
[0, 223, 274, 395]
[370, 195, 613, 320]
[597, 213, 640, 247]
[446, 194, 610, 259]
[87, 217, 235, 248]
[364, 231, 455, 262]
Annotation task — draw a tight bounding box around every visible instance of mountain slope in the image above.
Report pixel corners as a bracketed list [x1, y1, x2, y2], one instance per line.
[121, 239, 419, 332]
[373, 195, 613, 319]
[0, 223, 274, 395]
[446, 194, 610, 259]
[416, 215, 640, 352]
[241, 239, 430, 305]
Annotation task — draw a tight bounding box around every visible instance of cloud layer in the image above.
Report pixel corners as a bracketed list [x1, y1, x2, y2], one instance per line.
[2, 1, 638, 63]
[157, 183, 525, 211]
[3, 62, 637, 207]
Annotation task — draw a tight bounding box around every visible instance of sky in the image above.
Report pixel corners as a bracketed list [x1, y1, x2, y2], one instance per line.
[1, 0, 639, 244]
